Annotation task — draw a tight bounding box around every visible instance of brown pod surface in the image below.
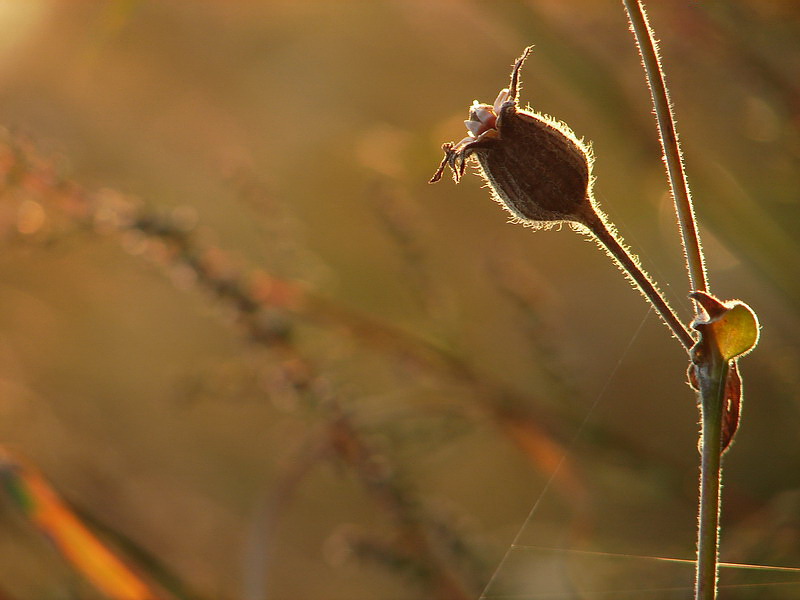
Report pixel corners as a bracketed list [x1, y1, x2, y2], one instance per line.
[474, 105, 591, 224]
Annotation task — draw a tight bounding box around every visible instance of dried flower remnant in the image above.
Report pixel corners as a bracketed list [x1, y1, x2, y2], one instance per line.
[431, 47, 694, 350]
[430, 48, 593, 228]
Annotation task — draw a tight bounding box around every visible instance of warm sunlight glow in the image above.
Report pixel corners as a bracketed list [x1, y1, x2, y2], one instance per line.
[0, 1, 49, 69]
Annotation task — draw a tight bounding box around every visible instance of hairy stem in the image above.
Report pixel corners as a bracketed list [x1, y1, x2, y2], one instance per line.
[622, 3, 730, 598]
[622, 0, 708, 297]
[695, 355, 728, 600]
[583, 212, 694, 350]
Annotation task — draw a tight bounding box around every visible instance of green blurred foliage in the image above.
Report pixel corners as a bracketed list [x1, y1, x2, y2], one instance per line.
[0, 1, 798, 599]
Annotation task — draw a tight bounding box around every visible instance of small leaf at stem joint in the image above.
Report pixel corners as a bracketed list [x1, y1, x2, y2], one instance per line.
[690, 291, 760, 361]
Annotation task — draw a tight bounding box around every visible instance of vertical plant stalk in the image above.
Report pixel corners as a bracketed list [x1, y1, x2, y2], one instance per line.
[622, 2, 723, 599]
[622, 0, 708, 295]
[695, 354, 728, 600]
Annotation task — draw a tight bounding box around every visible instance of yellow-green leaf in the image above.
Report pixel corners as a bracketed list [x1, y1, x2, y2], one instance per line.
[691, 291, 760, 361]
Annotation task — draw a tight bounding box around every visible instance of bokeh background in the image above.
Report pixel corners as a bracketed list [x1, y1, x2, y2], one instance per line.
[0, 1, 798, 599]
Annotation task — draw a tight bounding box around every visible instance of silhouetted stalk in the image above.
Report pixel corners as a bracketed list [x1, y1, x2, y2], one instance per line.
[622, 3, 723, 599]
[622, 0, 708, 295]
[695, 354, 728, 600]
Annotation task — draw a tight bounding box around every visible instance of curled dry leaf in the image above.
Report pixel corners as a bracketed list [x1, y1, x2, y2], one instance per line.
[689, 290, 758, 454]
[688, 361, 742, 454]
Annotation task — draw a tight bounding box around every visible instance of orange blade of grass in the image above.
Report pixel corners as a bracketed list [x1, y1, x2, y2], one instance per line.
[0, 451, 161, 600]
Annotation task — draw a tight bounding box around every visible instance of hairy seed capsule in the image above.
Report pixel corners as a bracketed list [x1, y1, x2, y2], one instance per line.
[430, 47, 697, 350]
[430, 47, 596, 228]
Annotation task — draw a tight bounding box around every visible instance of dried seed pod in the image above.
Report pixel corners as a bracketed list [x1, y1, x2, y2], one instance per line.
[431, 47, 696, 350]
[430, 47, 596, 228]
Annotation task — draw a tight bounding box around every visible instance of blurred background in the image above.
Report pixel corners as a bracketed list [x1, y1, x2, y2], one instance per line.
[0, 1, 798, 599]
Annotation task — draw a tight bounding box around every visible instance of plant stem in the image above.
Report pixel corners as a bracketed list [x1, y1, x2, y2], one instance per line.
[621, 4, 744, 599]
[622, 0, 708, 297]
[583, 211, 694, 350]
[695, 354, 728, 600]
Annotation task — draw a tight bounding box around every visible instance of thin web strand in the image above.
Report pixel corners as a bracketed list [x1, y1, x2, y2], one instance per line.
[510, 546, 800, 574]
[483, 579, 800, 600]
[478, 308, 654, 599]
[593, 191, 693, 318]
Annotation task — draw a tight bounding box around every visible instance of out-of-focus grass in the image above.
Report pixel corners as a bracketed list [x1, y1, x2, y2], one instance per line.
[0, 2, 798, 599]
